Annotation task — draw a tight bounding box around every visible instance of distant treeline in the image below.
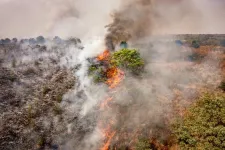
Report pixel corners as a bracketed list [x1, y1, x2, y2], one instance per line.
[0, 36, 81, 45]
[175, 34, 225, 46]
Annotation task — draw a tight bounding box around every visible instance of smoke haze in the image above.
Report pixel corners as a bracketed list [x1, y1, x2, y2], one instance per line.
[0, 0, 224, 149]
[0, 0, 225, 39]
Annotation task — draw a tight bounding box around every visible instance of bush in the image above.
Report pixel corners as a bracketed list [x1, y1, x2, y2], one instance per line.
[53, 36, 62, 44]
[192, 40, 200, 48]
[220, 39, 225, 47]
[4, 38, 11, 44]
[219, 80, 225, 91]
[53, 104, 63, 115]
[135, 138, 152, 150]
[173, 92, 225, 150]
[36, 36, 45, 44]
[29, 38, 36, 45]
[110, 48, 144, 74]
[88, 48, 144, 83]
[12, 58, 16, 68]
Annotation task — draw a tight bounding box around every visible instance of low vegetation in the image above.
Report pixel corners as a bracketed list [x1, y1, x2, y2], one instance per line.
[173, 92, 225, 150]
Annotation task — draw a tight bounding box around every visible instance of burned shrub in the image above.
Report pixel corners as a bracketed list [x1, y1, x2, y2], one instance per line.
[20, 39, 29, 44]
[191, 40, 200, 49]
[3, 38, 11, 44]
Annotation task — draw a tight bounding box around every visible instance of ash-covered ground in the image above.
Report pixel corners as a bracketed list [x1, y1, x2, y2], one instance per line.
[0, 37, 86, 150]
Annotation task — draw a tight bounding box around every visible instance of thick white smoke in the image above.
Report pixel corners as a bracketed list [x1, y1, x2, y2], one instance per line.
[0, 0, 121, 39]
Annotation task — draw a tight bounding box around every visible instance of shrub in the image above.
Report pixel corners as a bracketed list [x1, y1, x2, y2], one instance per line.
[192, 40, 200, 48]
[53, 36, 62, 44]
[135, 138, 152, 150]
[219, 80, 225, 91]
[220, 39, 225, 47]
[29, 38, 36, 45]
[110, 48, 144, 74]
[173, 92, 225, 150]
[188, 53, 205, 62]
[88, 48, 144, 84]
[12, 58, 16, 68]
[55, 94, 63, 103]
[53, 104, 63, 115]
[4, 38, 11, 44]
[43, 86, 51, 95]
[36, 36, 45, 44]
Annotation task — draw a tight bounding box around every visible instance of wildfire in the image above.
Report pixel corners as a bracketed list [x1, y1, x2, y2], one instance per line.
[97, 50, 110, 61]
[101, 131, 116, 150]
[100, 97, 113, 110]
[106, 67, 124, 89]
[97, 49, 125, 150]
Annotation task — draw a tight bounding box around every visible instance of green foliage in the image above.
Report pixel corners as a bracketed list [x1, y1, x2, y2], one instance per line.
[173, 92, 225, 150]
[88, 65, 107, 83]
[88, 48, 144, 84]
[191, 40, 200, 48]
[135, 138, 152, 150]
[111, 48, 144, 74]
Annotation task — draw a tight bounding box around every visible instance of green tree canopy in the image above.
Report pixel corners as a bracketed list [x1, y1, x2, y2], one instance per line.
[173, 92, 225, 150]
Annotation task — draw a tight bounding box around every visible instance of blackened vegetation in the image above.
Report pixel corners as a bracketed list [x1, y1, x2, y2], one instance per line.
[0, 37, 80, 150]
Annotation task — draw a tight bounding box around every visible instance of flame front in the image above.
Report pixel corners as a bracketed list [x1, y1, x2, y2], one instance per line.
[97, 50, 110, 61]
[97, 49, 125, 150]
[101, 130, 116, 150]
[106, 67, 124, 89]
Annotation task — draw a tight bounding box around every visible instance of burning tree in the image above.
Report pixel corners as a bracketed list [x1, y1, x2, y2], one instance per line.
[88, 48, 144, 85]
[87, 48, 146, 149]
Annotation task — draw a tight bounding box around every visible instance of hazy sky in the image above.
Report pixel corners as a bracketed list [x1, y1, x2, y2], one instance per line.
[0, 0, 225, 38]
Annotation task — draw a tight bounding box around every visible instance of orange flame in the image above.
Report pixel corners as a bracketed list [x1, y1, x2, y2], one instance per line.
[101, 131, 116, 150]
[97, 50, 110, 61]
[100, 97, 113, 110]
[106, 67, 124, 89]
[97, 49, 125, 150]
